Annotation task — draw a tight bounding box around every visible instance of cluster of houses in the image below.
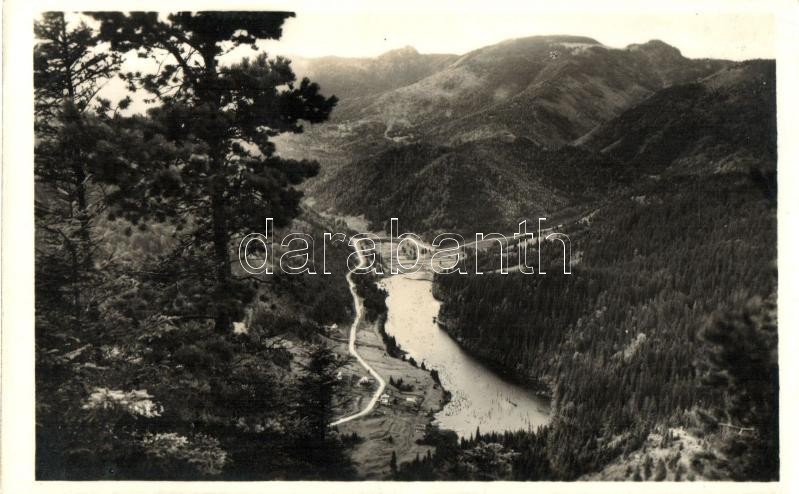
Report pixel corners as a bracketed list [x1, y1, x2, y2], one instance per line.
[335, 372, 376, 388]
[336, 368, 423, 411]
[379, 392, 419, 408]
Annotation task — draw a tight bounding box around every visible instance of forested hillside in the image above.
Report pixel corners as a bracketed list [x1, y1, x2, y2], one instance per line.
[409, 170, 777, 480]
[331, 36, 728, 147]
[313, 137, 626, 235]
[32, 10, 779, 482]
[579, 60, 776, 176]
[34, 12, 359, 480]
[288, 36, 732, 233]
[418, 62, 779, 478]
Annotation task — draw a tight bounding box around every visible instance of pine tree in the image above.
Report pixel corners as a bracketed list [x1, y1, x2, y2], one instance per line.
[654, 458, 667, 481]
[389, 451, 398, 478]
[34, 14, 128, 477]
[296, 344, 347, 445]
[90, 12, 337, 332]
[34, 12, 124, 334]
[643, 454, 653, 479]
[700, 294, 779, 480]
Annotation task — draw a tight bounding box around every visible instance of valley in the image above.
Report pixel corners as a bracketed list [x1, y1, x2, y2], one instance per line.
[283, 36, 777, 480]
[32, 11, 779, 482]
[321, 232, 552, 477]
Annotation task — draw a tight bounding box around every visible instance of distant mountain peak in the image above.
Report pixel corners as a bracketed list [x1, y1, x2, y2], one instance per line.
[626, 39, 683, 58]
[541, 34, 601, 45]
[377, 45, 420, 59]
[495, 34, 602, 47]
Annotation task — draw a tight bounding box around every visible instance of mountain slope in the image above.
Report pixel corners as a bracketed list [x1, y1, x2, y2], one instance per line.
[577, 60, 776, 175]
[285, 38, 772, 236]
[290, 46, 459, 110]
[339, 36, 729, 147]
[314, 137, 626, 235]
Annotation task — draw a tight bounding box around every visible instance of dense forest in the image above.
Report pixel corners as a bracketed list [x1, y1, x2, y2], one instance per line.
[32, 10, 779, 483]
[34, 12, 363, 479]
[423, 172, 778, 480]
[316, 137, 627, 236]
[400, 59, 780, 481]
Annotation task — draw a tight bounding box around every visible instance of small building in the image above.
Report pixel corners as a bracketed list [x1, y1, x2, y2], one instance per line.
[379, 393, 392, 406]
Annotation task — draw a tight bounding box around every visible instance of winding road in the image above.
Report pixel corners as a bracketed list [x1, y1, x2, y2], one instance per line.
[328, 223, 568, 425]
[330, 239, 387, 426]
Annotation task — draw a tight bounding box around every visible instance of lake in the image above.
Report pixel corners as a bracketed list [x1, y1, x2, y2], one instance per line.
[381, 273, 550, 438]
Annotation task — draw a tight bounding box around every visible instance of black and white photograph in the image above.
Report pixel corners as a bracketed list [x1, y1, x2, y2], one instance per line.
[2, 0, 798, 490]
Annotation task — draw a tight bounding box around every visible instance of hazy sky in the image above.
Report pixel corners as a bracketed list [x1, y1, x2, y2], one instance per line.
[61, 8, 775, 114]
[256, 11, 775, 61]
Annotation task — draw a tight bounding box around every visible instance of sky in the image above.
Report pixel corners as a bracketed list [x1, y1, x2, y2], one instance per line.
[254, 10, 775, 61]
[67, 8, 775, 66]
[59, 7, 776, 114]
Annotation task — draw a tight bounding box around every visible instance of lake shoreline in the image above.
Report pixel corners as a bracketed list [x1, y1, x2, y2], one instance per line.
[382, 274, 551, 438]
[331, 314, 449, 479]
[434, 312, 554, 402]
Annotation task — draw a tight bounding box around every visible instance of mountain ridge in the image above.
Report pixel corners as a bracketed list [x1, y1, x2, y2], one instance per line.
[578, 59, 776, 175]
[278, 36, 770, 235]
[296, 36, 730, 148]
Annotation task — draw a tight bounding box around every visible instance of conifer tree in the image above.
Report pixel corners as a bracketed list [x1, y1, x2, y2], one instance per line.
[701, 295, 779, 480]
[390, 451, 398, 478]
[34, 12, 123, 334]
[34, 12, 133, 477]
[90, 12, 337, 332]
[296, 344, 347, 445]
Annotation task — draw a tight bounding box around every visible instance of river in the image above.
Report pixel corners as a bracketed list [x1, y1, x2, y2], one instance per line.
[381, 272, 550, 438]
